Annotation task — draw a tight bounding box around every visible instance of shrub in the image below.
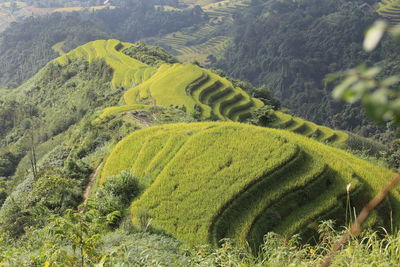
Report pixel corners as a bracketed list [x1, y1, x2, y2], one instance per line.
[91, 171, 140, 228]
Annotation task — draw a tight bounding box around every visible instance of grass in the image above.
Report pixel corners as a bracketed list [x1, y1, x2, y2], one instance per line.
[100, 122, 399, 249]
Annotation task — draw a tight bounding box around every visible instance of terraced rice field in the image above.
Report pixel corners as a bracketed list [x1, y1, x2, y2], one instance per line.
[268, 111, 349, 145]
[56, 39, 157, 89]
[377, 0, 400, 24]
[147, 0, 251, 63]
[56, 40, 262, 122]
[52, 41, 65, 56]
[55, 40, 350, 145]
[51, 5, 116, 13]
[123, 62, 264, 120]
[100, 122, 399, 249]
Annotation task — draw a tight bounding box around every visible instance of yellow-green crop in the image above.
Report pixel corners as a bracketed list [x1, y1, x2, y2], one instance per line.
[101, 122, 398, 249]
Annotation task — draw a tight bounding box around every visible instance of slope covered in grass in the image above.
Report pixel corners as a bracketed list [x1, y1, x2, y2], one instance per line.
[101, 122, 399, 249]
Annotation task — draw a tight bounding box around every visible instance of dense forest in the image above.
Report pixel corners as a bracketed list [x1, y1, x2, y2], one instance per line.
[0, 0, 207, 87]
[216, 0, 400, 139]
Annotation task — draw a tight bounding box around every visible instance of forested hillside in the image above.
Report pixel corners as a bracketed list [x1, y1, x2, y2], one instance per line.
[216, 0, 400, 139]
[0, 0, 207, 87]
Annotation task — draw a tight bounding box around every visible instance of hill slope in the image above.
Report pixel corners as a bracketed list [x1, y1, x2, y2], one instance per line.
[57, 39, 263, 121]
[147, 0, 251, 64]
[101, 122, 398, 249]
[57, 40, 374, 149]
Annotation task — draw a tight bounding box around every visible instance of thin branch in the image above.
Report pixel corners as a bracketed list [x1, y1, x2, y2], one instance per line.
[320, 172, 400, 267]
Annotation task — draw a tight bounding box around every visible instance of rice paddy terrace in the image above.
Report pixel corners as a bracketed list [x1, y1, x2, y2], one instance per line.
[56, 39, 156, 89]
[57, 40, 353, 147]
[269, 111, 349, 144]
[0, 2, 114, 32]
[56, 39, 263, 122]
[147, 0, 251, 64]
[377, 0, 400, 24]
[100, 122, 400, 249]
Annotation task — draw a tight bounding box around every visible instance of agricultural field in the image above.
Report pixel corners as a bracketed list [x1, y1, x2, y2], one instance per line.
[51, 41, 65, 55]
[377, 0, 400, 24]
[100, 122, 399, 249]
[146, 0, 251, 64]
[56, 39, 156, 89]
[0, 3, 115, 33]
[57, 40, 263, 122]
[51, 5, 116, 13]
[123, 63, 264, 121]
[268, 111, 349, 145]
[58, 40, 373, 150]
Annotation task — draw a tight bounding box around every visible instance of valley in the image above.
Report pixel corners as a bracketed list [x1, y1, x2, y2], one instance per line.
[0, 0, 400, 266]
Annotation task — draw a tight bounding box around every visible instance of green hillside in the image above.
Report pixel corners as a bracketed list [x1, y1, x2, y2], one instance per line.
[147, 0, 251, 64]
[55, 39, 263, 122]
[52, 39, 384, 156]
[101, 122, 398, 249]
[56, 39, 156, 89]
[57, 40, 355, 147]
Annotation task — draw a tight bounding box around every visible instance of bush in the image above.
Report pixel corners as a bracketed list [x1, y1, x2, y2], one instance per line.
[91, 171, 140, 228]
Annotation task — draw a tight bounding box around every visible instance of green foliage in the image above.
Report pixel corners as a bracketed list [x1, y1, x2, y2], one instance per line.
[46, 209, 105, 266]
[245, 105, 276, 126]
[191, 221, 400, 266]
[0, 187, 6, 207]
[0, 170, 83, 239]
[29, 173, 82, 211]
[331, 20, 400, 145]
[123, 41, 179, 66]
[90, 171, 140, 228]
[0, 151, 18, 177]
[98, 231, 190, 266]
[388, 138, 400, 169]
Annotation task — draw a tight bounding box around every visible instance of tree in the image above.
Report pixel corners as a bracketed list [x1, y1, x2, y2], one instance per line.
[332, 20, 400, 127]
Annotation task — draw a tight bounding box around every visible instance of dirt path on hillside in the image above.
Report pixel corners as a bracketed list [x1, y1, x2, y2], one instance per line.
[129, 112, 151, 125]
[83, 162, 103, 200]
